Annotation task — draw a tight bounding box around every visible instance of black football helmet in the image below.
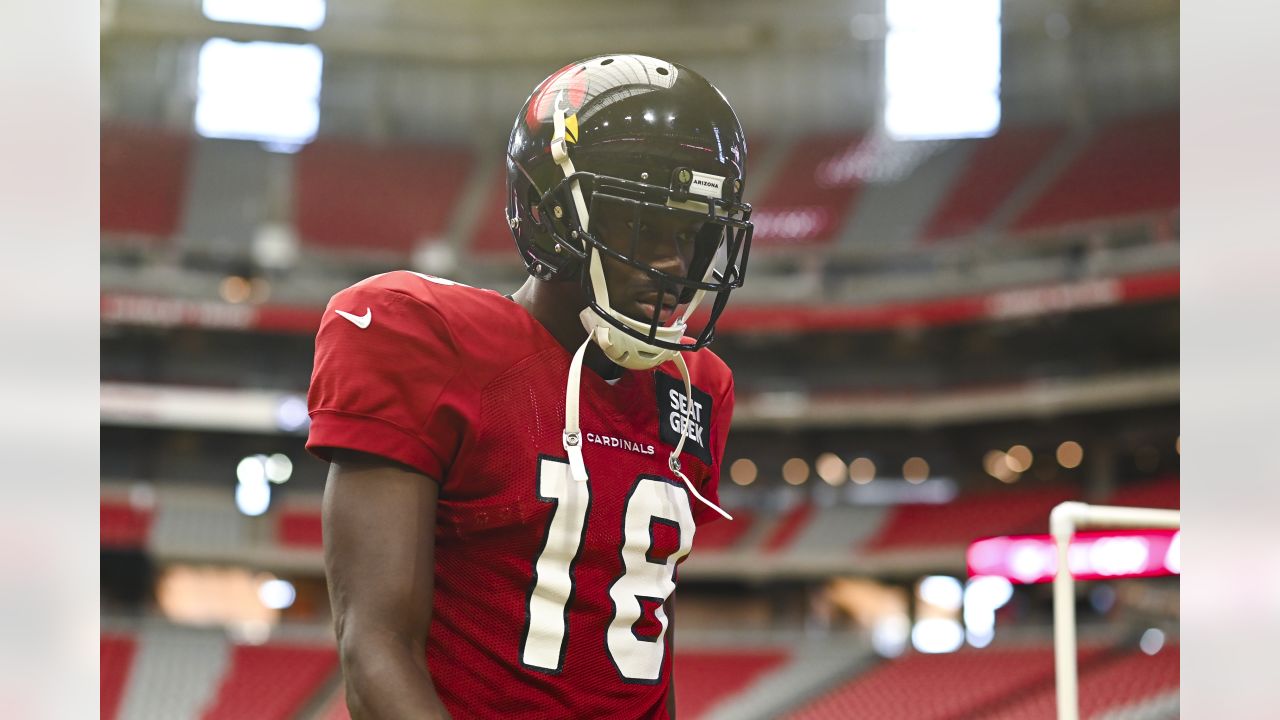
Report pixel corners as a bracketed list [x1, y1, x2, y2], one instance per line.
[506, 54, 753, 360]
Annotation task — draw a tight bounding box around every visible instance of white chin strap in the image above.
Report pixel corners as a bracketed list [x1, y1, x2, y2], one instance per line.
[551, 95, 730, 522]
[562, 334, 731, 521]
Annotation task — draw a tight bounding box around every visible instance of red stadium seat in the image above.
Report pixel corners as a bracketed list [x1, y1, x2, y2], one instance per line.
[101, 500, 154, 550]
[762, 502, 815, 553]
[469, 166, 514, 256]
[922, 126, 1065, 241]
[101, 634, 137, 720]
[1108, 475, 1179, 510]
[987, 642, 1179, 719]
[294, 138, 474, 255]
[317, 648, 790, 720]
[786, 644, 1107, 720]
[101, 124, 193, 240]
[749, 133, 865, 249]
[692, 508, 756, 552]
[200, 643, 337, 720]
[675, 650, 790, 718]
[863, 487, 1075, 552]
[1013, 112, 1178, 232]
[277, 507, 325, 548]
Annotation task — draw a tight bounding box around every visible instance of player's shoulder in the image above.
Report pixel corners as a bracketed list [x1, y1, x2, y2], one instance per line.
[329, 271, 519, 332]
[323, 271, 530, 357]
[336, 270, 504, 315]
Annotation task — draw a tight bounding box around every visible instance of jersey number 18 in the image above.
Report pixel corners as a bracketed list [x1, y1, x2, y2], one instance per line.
[520, 455, 695, 682]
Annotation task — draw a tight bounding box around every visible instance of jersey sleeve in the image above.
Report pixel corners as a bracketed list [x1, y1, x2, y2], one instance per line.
[692, 374, 735, 526]
[306, 282, 472, 480]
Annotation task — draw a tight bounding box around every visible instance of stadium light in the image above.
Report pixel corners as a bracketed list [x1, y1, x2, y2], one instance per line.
[967, 530, 1180, 584]
[275, 395, 310, 432]
[730, 458, 757, 486]
[903, 456, 930, 484]
[235, 478, 271, 516]
[1164, 531, 1181, 573]
[258, 579, 297, 610]
[202, 0, 326, 31]
[911, 618, 964, 654]
[236, 455, 266, 485]
[265, 453, 293, 484]
[849, 457, 876, 484]
[872, 615, 909, 658]
[196, 38, 323, 149]
[884, 0, 1001, 140]
[1139, 628, 1166, 656]
[1057, 440, 1084, 468]
[984, 449, 1020, 483]
[1005, 445, 1033, 472]
[919, 576, 962, 610]
[816, 453, 846, 486]
[782, 458, 810, 485]
[964, 576, 1013, 647]
[235, 454, 272, 516]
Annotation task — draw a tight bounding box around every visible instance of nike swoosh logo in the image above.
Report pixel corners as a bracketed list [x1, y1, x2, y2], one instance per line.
[335, 308, 372, 329]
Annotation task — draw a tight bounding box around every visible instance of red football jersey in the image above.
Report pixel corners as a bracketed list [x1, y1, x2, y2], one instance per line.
[306, 271, 735, 719]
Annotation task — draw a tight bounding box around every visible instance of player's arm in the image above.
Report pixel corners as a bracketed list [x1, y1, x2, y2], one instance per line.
[323, 449, 452, 720]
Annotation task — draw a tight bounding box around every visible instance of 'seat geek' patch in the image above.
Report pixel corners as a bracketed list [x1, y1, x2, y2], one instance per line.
[655, 371, 713, 465]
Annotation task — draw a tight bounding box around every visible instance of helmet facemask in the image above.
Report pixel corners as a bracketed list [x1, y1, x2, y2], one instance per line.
[534, 169, 752, 367]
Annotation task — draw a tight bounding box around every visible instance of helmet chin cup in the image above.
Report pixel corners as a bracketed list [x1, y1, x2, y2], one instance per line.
[579, 307, 683, 370]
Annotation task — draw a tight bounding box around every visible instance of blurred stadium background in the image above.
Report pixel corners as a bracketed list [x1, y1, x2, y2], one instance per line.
[99, 0, 1179, 717]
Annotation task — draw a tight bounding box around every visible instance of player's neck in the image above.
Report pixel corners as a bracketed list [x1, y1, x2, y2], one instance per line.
[511, 278, 624, 381]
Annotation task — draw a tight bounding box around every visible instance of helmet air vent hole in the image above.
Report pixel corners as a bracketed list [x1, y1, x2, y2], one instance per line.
[601, 58, 614, 65]
[656, 67, 669, 76]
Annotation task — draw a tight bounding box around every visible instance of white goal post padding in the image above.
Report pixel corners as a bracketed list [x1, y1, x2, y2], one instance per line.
[1050, 501, 1180, 720]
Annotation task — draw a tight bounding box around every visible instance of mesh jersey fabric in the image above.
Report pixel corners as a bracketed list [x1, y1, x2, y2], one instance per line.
[306, 270, 735, 719]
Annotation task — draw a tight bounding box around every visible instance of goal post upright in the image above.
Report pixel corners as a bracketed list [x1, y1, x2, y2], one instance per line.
[1050, 501, 1181, 720]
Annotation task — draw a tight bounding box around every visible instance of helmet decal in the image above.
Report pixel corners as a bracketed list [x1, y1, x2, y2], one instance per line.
[564, 112, 579, 144]
[525, 63, 589, 130]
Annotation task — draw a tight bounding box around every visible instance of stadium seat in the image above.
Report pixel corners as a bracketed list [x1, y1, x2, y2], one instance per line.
[785, 644, 1106, 720]
[101, 500, 154, 550]
[199, 642, 338, 720]
[1013, 112, 1178, 232]
[922, 126, 1065, 241]
[748, 133, 865, 249]
[1108, 475, 1179, 510]
[762, 501, 816, 553]
[294, 138, 474, 255]
[863, 487, 1076, 552]
[148, 496, 248, 557]
[277, 507, 325, 548]
[100, 124, 193, 241]
[468, 166, 514, 256]
[986, 642, 1180, 719]
[691, 507, 756, 552]
[101, 634, 137, 720]
[118, 623, 230, 720]
[784, 505, 888, 557]
[674, 649, 791, 718]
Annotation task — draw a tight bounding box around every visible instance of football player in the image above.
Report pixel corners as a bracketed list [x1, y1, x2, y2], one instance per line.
[307, 54, 753, 719]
